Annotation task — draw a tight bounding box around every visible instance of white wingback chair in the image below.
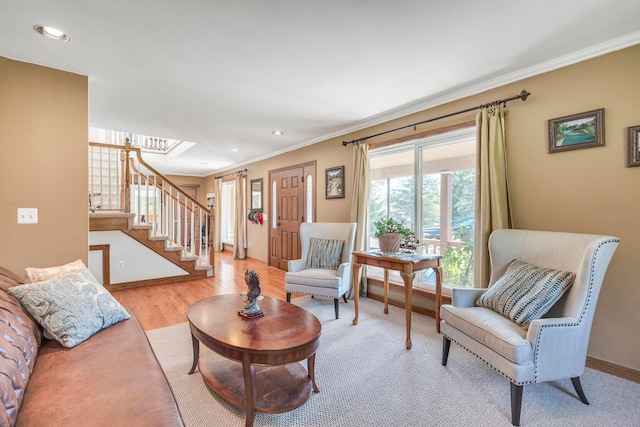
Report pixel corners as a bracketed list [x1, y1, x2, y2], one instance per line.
[440, 229, 619, 426]
[285, 222, 357, 319]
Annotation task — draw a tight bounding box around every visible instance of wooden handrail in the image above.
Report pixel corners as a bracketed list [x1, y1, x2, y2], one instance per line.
[89, 140, 211, 214]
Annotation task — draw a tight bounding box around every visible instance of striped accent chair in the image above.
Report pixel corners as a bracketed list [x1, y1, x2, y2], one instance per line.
[285, 222, 357, 319]
[440, 229, 619, 426]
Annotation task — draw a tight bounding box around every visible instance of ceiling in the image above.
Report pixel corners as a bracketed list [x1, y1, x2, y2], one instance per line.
[2, 1, 640, 177]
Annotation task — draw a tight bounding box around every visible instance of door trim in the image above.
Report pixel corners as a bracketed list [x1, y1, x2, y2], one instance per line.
[267, 161, 316, 269]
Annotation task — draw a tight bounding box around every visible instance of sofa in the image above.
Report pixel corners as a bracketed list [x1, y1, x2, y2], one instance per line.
[0, 265, 184, 427]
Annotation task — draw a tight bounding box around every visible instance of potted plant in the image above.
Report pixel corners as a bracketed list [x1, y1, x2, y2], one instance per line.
[373, 217, 412, 253]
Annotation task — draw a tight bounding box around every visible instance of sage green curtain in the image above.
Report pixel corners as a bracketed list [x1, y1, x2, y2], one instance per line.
[213, 178, 223, 252]
[233, 173, 247, 259]
[349, 140, 370, 297]
[474, 106, 513, 287]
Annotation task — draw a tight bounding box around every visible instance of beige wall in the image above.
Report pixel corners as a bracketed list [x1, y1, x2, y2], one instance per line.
[2, 44, 638, 372]
[506, 47, 640, 371]
[213, 45, 640, 371]
[165, 174, 209, 206]
[0, 57, 88, 275]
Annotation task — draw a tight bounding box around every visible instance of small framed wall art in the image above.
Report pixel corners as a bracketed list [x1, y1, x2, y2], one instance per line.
[627, 124, 640, 167]
[325, 166, 345, 199]
[548, 108, 605, 154]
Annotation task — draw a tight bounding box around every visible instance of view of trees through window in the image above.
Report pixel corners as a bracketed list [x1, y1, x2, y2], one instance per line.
[369, 128, 476, 288]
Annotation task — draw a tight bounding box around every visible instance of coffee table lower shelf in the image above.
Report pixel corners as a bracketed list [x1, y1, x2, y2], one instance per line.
[199, 350, 314, 414]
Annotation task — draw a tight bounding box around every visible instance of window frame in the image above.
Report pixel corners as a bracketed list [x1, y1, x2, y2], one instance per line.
[368, 126, 477, 290]
[220, 180, 236, 244]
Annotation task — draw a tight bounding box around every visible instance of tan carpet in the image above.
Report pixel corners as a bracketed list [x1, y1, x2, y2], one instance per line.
[147, 296, 640, 426]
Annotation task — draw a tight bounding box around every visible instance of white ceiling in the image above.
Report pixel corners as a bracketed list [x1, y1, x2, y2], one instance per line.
[2, 1, 640, 177]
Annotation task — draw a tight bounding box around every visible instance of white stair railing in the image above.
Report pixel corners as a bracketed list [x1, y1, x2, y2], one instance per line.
[88, 140, 213, 271]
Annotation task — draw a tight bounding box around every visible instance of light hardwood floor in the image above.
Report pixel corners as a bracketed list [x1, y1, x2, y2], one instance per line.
[111, 250, 288, 331]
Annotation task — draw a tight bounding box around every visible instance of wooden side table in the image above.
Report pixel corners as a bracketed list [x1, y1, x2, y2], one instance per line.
[351, 251, 443, 349]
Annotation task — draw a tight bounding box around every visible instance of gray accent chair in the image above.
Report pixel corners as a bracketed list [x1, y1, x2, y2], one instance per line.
[285, 222, 357, 319]
[440, 229, 619, 426]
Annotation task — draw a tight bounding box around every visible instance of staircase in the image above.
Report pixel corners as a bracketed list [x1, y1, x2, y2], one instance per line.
[89, 139, 213, 289]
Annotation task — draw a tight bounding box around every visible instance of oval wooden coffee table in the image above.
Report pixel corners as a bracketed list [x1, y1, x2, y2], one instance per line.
[188, 294, 321, 427]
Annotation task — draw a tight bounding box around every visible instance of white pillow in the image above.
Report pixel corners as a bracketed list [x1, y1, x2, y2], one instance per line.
[24, 259, 86, 283]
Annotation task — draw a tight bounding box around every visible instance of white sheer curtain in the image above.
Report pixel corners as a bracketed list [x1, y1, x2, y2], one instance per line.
[233, 173, 247, 259]
[213, 178, 223, 252]
[474, 106, 513, 287]
[349, 140, 370, 297]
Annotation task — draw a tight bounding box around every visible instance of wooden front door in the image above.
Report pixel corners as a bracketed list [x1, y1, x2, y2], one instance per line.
[268, 162, 315, 270]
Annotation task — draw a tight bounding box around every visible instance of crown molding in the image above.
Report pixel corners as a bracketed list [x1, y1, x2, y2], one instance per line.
[336, 31, 640, 141]
[210, 32, 640, 175]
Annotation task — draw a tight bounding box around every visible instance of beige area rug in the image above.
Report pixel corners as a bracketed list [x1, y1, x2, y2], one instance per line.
[147, 296, 640, 427]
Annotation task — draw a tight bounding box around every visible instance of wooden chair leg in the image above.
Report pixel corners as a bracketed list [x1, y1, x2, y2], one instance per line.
[442, 336, 451, 366]
[342, 294, 348, 303]
[286, 293, 291, 303]
[334, 298, 339, 319]
[510, 383, 523, 426]
[571, 377, 589, 405]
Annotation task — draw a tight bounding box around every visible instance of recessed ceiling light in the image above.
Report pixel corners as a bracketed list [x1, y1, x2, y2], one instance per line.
[232, 148, 238, 152]
[34, 25, 70, 42]
[272, 130, 284, 136]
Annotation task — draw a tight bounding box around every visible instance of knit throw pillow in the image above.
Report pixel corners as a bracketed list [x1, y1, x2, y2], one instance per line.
[476, 259, 575, 329]
[306, 238, 345, 270]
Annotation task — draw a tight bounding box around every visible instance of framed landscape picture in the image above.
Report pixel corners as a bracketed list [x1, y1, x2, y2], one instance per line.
[325, 166, 345, 199]
[548, 108, 605, 154]
[628, 124, 640, 167]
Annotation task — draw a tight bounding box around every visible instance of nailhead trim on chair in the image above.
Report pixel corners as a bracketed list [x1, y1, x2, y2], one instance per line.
[532, 239, 618, 383]
[292, 290, 345, 299]
[442, 332, 534, 386]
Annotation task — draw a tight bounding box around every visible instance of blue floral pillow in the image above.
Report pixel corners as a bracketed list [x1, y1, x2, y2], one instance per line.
[9, 268, 130, 347]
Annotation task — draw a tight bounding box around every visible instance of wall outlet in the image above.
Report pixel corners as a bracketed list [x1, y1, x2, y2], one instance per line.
[17, 208, 38, 224]
[118, 261, 125, 269]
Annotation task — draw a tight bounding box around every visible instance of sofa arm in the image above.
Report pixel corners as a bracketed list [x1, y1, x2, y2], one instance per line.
[337, 261, 351, 277]
[451, 288, 487, 307]
[288, 259, 306, 272]
[526, 316, 587, 382]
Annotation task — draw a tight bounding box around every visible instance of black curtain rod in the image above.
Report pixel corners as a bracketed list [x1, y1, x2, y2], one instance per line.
[342, 89, 531, 146]
[214, 168, 247, 180]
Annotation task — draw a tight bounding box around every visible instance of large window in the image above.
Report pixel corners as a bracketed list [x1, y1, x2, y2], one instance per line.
[369, 127, 476, 288]
[221, 181, 235, 244]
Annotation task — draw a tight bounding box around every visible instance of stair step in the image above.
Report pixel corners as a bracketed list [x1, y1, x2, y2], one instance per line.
[194, 261, 213, 277]
[148, 234, 169, 241]
[89, 203, 215, 286]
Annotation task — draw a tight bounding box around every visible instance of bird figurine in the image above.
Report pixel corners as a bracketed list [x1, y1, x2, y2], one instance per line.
[239, 270, 263, 317]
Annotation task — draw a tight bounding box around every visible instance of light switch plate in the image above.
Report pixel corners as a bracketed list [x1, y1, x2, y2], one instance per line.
[17, 208, 38, 224]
